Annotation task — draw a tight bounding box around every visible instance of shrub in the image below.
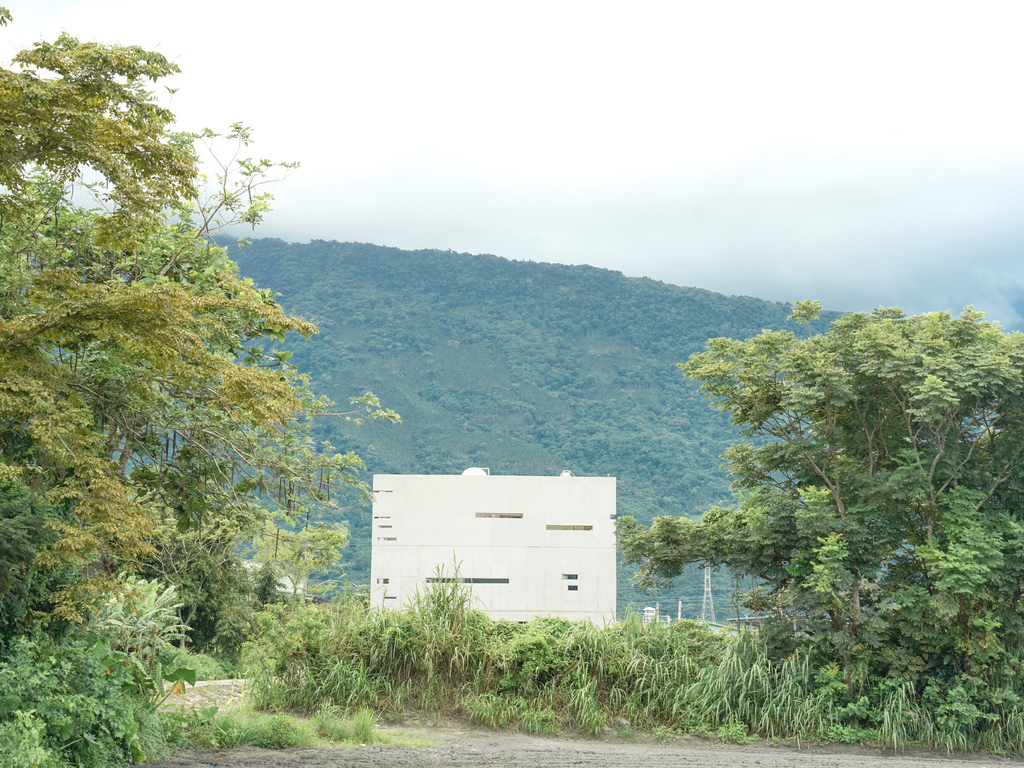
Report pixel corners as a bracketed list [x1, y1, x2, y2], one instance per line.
[0, 710, 60, 768]
[0, 574, 190, 766]
[88, 575, 184, 689]
[168, 649, 234, 681]
[0, 482, 76, 651]
[0, 633, 148, 767]
[181, 707, 400, 750]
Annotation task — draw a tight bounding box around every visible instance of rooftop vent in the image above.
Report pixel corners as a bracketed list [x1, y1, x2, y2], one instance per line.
[560, 470, 574, 477]
[462, 467, 490, 476]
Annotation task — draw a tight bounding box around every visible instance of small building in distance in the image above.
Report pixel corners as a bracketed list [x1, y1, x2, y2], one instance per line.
[369, 468, 616, 622]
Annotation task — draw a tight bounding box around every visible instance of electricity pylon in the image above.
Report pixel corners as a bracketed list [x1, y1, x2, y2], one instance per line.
[701, 565, 716, 623]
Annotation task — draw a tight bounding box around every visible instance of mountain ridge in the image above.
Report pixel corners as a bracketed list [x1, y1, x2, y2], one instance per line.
[235, 238, 837, 614]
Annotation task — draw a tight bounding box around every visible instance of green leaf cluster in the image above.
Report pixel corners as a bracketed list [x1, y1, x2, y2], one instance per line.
[0, 633, 148, 767]
[0, 13, 394, 620]
[624, 305, 1024, 687]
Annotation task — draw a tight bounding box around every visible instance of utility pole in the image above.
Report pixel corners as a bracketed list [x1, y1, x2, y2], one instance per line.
[701, 565, 716, 623]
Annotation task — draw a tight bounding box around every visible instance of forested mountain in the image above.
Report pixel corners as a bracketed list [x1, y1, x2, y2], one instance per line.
[236, 238, 837, 614]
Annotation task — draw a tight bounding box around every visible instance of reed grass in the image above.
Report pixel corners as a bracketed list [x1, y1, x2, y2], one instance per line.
[243, 580, 1024, 754]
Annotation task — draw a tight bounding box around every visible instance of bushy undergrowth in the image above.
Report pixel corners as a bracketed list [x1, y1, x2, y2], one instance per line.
[168, 649, 241, 681]
[245, 584, 1024, 754]
[0, 632, 170, 767]
[0, 577, 187, 767]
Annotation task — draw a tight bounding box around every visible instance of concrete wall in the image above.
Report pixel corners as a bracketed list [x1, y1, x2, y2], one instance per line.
[369, 472, 616, 622]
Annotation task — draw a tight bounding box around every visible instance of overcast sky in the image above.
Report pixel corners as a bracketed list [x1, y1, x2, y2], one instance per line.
[8, 1, 1024, 326]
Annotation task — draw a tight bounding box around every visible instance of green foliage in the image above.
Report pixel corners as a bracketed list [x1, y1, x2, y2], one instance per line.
[240, 579, 1024, 752]
[339, 707, 377, 744]
[87, 575, 184, 690]
[168, 649, 235, 681]
[254, 560, 287, 607]
[0, 482, 75, 648]
[0, 12, 396, 764]
[622, 304, 1024, 750]
[615, 724, 638, 740]
[716, 720, 755, 744]
[650, 723, 681, 743]
[177, 705, 413, 750]
[139, 509, 259, 656]
[465, 693, 561, 734]
[0, 710, 60, 768]
[255, 715, 309, 749]
[254, 520, 348, 599]
[497, 618, 574, 695]
[0, 22, 196, 248]
[626, 307, 1024, 666]
[179, 709, 317, 750]
[244, 582, 739, 737]
[0, 16, 395, 620]
[0, 632, 161, 766]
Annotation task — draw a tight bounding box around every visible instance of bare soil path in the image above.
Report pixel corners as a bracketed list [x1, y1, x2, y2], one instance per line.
[141, 725, 1024, 768]
[146, 681, 1023, 768]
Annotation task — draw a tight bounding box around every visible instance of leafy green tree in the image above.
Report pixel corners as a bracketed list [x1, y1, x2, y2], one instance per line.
[0, 482, 75, 646]
[138, 510, 255, 650]
[0, 8, 195, 249]
[0, 12, 397, 617]
[254, 521, 348, 600]
[620, 305, 1024, 686]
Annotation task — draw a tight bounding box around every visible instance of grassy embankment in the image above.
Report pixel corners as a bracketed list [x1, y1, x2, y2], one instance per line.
[241, 582, 1024, 754]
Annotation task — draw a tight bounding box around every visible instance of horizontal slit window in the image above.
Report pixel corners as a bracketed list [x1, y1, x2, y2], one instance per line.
[377, 537, 396, 541]
[546, 525, 593, 531]
[475, 512, 523, 518]
[376, 578, 389, 584]
[384, 596, 397, 601]
[568, 585, 579, 591]
[562, 574, 578, 580]
[426, 577, 510, 584]
[378, 524, 392, 528]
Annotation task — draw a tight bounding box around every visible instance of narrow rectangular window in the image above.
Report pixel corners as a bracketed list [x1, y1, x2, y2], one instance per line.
[378, 524, 392, 528]
[376, 578, 389, 584]
[426, 577, 510, 584]
[567, 585, 579, 591]
[377, 537, 396, 541]
[546, 525, 593, 531]
[562, 574, 578, 580]
[384, 595, 397, 601]
[475, 512, 523, 519]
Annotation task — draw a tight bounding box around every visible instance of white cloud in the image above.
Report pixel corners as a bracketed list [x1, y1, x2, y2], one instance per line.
[7, 0, 1024, 325]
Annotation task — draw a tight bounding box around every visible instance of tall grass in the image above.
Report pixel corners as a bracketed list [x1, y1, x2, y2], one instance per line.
[244, 582, 1024, 754]
[179, 706, 417, 749]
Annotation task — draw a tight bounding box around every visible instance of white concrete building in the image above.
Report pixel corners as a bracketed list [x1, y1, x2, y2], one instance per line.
[369, 469, 616, 622]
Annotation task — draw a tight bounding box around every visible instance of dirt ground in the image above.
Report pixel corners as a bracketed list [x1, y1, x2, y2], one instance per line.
[144, 681, 1024, 768]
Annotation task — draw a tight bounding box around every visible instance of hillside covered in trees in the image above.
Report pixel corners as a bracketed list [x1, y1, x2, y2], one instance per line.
[237, 239, 837, 612]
